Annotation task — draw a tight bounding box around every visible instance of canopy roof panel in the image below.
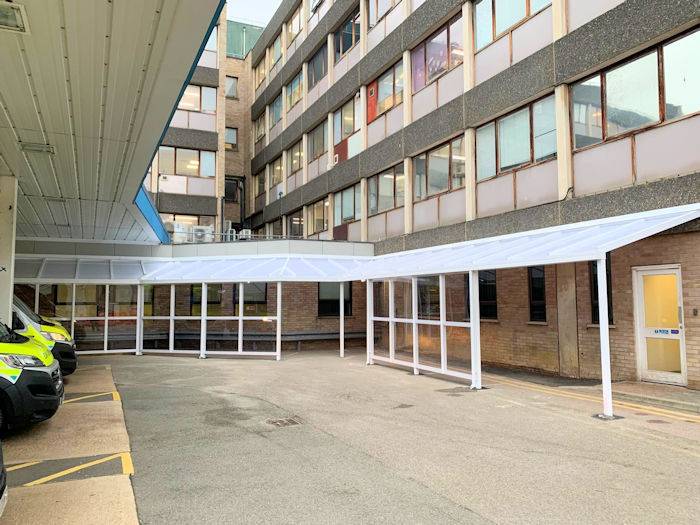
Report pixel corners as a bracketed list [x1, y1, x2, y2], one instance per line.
[13, 205, 700, 284]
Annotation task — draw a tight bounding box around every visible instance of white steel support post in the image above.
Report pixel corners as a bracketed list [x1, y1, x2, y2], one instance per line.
[597, 258, 614, 419]
[366, 280, 374, 364]
[411, 277, 419, 375]
[439, 274, 447, 372]
[169, 284, 175, 352]
[0, 175, 17, 326]
[238, 283, 244, 353]
[388, 280, 395, 360]
[136, 284, 144, 355]
[276, 282, 282, 361]
[103, 285, 110, 352]
[339, 282, 345, 358]
[199, 283, 207, 359]
[469, 270, 482, 389]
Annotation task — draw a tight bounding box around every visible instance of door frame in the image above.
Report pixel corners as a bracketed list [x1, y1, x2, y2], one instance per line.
[632, 264, 687, 386]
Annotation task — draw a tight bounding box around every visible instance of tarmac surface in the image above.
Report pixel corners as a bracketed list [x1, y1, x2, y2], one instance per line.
[85, 350, 700, 524]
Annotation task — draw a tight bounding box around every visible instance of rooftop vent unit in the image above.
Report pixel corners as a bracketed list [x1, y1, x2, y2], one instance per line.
[0, 1, 30, 34]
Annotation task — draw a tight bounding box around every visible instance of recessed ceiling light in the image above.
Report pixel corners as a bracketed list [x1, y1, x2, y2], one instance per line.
[19, 142, 54, 154]
[0, 1, 29, 34]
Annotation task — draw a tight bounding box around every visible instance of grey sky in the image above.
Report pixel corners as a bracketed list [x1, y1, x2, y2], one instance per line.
[227, 0, 282, 27]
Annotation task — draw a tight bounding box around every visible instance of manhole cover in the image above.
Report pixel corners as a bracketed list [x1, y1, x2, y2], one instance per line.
[266, 416, 302, 428]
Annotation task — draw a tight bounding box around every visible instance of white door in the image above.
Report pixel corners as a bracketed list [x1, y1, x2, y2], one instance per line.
[634, 266, 687, 386]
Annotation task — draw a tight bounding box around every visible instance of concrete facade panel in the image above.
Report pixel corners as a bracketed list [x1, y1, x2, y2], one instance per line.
[515, 160, 558, 209]
[477, 174, 515, 217]
[635, 115, 700, 184]
[573, 138, 633, 197]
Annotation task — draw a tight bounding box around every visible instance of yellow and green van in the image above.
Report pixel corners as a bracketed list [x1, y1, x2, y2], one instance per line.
[0, 322, 63, 429]
[12, 296, 77, 375]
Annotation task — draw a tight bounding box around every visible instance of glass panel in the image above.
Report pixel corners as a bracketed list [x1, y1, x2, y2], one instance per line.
[201, 87, 216, 112]
[377, 69, 394, 114]
[318, 282, 351, 316]
[179, 85, 200, 111]
[378, 171, 395, 212]
[373, 281, 389, 318]
[176, 149, 199, 176]
[413, 154, 426, 200]
[417, 275, 440, 320]
[533, 95, 556, 161]
[74, 320, 105, 351]
[572, 76, 603, 148]
[38, 284, 72, 319]
[174, 284, 198, 317]
[394, 62, 404, 104]
[107, 319, 136, 350]
[14, 284, 35, 310]
[240, 283, 269, 316]
[206, 320, 239, 351]
[394, 322, 413, 361]
[427, 144, 450, 196]
[174, 320, 201, 350]
[242, 320, 276, 352]
[225, 128, 237, 145]
[109, 285, 137, 316]
[411, 45, 426, 92]
[643, 274, 679, 328]
[418, 324, 441, 367]
[395, 163, 405, 205]
[142, 319, 169, 350]
[368, 176, 378, 215]
[474, 0, 493, 50]
[159, 146, 175, 174]
[143, 285, 170, 317]
[498, 108, 531, 171]
[426, 28, 448, 83]
[206, 283, 236, 317]
[446, 326, 470, 372]
[449, 17, 464, 67]
[663, 30, 700, 119]
[476, 123, 496, 181]
[334, 191, 342, 226]
[354, 183, 361, 220]
[495, 0, 526, 35]
[225, 76, 237, 98]
[205, 26, 217, 51]
[451, 137, 465, 188]
[528, 266, 546, 322]
[200, 151, 215, 177]
[466, 270, 498, 320]
[342, 186, 354, 222]
[605, 52, 660, 137]
[373, 321, 390, 358]
[342, 100, 354, 139]
[394, 279, 412, 319]
[74, 285, 105, 318]
[646, 338, 681, 373]
[445, 274, 467, 322]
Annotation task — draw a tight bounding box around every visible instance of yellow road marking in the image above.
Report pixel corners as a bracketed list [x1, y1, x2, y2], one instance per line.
[112, 390, 121, 402]
[120, 452, 134, 475]
[23, 453, 123, 487]
[485, 374, 700, 424]
[64, 391, 118, 404]
[6, 461, 41, 472]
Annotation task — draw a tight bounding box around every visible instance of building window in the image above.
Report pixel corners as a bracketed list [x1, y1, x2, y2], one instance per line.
[158, 146, 215, 178]
[270, 93, 283, 128]
[411, 15, 463, 92]
[418, 276, 440, 319]
[571, 29, 700, 150]
[590, 253, 613, 325]
[308, 120, 327, 161]
[474, 0, 552, 50]
[465, 270, 498, 320]
[333, 96, 360, 145]
[476, 94, 556, 181]
[205, 26, 218, 51]
[308, 197, 329, 234]
[368, 0, 397, 28]
[368, 163, 404, 215]
[255, 172, 265, 197]
[270, 33, 282, 67]
[225, 127, 238, 150]
[254, 114, 266, 142]
[287, 4, 302, 45]
[178, 85, 216, 113]
[287, 70, 303, 110]
[318, 282, 352, 317]
[287, 140, 303, 177]
[160, 214, 216, 227]
[413, 136, 465, 201]
[236, 283, 268, 316]
[334, 7, 361, 63]
[225, 76, 238, 98]
[367, 61, 403, 123]
[333, 183, 361, 226]
[269, 157, 283, 188]
[528, 266, 546, 322]
[287, 209, 304, 238]
[255, 60, 266, 88]
[224, 177, 240, 203]
[308, 44, 327, 90]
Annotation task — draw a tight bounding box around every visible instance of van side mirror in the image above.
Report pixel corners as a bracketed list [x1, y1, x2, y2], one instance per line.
[11, 313, 23, 332]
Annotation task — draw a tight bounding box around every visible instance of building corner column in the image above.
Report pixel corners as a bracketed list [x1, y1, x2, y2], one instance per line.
[555, 85, 573, 200]
[360, 177, 368, 241]
[327, 192, 335, 240]
[556, 263, 580, 378]
[464, 128, 477, 221]
[403, 157, 413, 234]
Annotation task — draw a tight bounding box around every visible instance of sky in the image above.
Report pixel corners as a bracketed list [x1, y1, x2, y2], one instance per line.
[226, 0, 283, 27]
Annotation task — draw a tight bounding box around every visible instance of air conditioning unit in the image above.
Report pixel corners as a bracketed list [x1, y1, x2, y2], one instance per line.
[191, 225, 214, 243]
[166, 222, 192, 244]
[238, 228, 252, 240]
[223, 220, 236, 242]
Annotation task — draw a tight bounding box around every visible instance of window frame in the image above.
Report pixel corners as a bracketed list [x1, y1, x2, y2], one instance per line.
[178, 85, 217, 114]
[318, 282, 352, 317]
[286, 70, 303, 111]
[225, 76, 238, 99]
[411, 14, 464, 93]
[473, 0, 552, 52]
[287, 4, 303, 46]
[270, 33, 283, 68]
[476, 93, 556, 182]
[225, 127, 238, 150]
[527, 266, 547, 323]
[570, 29, 700, 153]
[464, 270, 498, 320]
[287, 140, 304, 176]
[412, 135, 466, 202]
[368, 0, 398, 29]
[368, 61, 404, 123]
[255, 60, 267, 88]
[254, 114, 266, 143]
[308, 120, 328, 162]
[255, 172, 266, 197]
[159, 146, 216, 178]
[334, 7, 361, 63]
[308, 44, 328, 91]
[367, 163, 405, 216]
[333, 97, 359, 145]
[287, 209, 304, 238]
[269, 157, 283, 188]
[269, 93, 283, 128]
[308, 197, 329, 234]
[333, 182, 361, 226]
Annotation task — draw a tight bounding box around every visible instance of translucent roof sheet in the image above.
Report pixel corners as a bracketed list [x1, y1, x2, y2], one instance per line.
[13, 205, 699, 284]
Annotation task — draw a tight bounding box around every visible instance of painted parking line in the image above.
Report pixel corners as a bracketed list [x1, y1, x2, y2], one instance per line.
[484, 374, 700, 424]
[6, 452, 134, 487]
[63, 391, 121, 404]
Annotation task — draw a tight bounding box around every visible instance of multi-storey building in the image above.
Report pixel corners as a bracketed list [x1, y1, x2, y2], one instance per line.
[245, 0, 700, 387]
[144, 10, 263, 239]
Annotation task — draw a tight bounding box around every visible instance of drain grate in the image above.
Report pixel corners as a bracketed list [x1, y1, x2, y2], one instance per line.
[266, 416, 302, 428]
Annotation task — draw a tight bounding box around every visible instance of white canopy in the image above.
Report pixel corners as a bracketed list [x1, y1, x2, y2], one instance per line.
[14, 204, 700, 284]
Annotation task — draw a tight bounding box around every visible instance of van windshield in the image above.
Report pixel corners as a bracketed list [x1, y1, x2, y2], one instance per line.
[13, 296, 44, 325]
[0, 323, 24, 343]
